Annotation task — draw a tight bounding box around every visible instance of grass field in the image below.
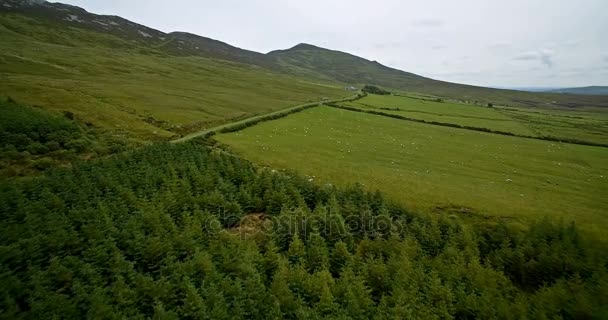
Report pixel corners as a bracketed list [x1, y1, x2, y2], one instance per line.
[341, 94, 608, 145]
[0, 14, 346, 141]
[216, 106, 608, 237]
[498, 106, 608, 145]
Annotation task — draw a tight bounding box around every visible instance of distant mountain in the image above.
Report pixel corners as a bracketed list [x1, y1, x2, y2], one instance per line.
[1, 0, 607, 110]
[269, 43, 427, 85]
[491, 87, 562, 92]
[548, 86, 608, 96]
[269, 44, 608, 108]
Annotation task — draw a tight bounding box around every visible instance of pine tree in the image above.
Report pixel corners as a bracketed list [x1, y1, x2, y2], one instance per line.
[287, 233, 306, 267]
[152, 302, 179, 320]
[179, 280, 207, 319]
[330, 241, 353, 276]
[270, 259, 302, 319]
[314, 270, 339, 317]
[334, 267, 373, 320]
[307, 232, 329, 272]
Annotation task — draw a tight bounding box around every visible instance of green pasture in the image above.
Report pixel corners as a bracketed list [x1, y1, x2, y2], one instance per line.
[341, 94, 608, 144]
[216, 106, 608, 238]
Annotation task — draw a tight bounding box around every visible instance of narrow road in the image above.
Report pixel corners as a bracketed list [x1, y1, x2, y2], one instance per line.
[171, 92, 362, 143]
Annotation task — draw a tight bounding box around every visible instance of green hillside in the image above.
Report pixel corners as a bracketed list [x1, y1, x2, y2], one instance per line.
[269, 44, 608, 109]
[0, 4, 346, 141]
[2, 0, 607, 144]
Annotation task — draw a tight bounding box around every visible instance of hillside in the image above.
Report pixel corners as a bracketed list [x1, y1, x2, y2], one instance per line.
[2, 1, 607, 117]
[1, 0, 607, 143]
[549, 86, 608, 96]
[0, 1, 347, 141]
[0, 0, 275, 67]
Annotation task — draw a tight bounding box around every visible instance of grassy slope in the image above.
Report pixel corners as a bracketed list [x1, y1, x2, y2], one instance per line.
[0, 14, 346, 140]
[269, 44, 608, 109]
[341, 94, 608, 144]
[216, 106, 608, 238]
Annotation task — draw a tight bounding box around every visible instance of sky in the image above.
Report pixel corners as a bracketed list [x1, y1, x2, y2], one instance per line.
[60, 0, 608, 88]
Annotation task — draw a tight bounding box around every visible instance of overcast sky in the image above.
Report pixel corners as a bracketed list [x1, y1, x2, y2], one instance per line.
[61, 0, 608, 87]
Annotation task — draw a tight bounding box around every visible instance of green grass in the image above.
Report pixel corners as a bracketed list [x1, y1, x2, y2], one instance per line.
[216, 106, 608, 238]
[342, 94, 536, 135]
[497, 106, 608, 145]
[0, 14, 346, 141]
[341, 94, 608, 145]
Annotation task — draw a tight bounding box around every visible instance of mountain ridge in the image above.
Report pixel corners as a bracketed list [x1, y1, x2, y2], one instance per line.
[1, 0, 607, 109]
[548, 86, 608, 96]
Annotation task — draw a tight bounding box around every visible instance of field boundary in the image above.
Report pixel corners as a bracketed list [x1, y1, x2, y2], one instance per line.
[326, 102, 608, 148]
[172, 92, 365, 142]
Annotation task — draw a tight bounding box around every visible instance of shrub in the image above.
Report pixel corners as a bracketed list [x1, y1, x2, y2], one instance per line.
[362, 85, 391, 95]
[26, 142, 49, 155]
[45, 141, 61, 152]
[32, 157, 54, 170]
[63, 110, 75, 120]
[65, 139, 89, 153]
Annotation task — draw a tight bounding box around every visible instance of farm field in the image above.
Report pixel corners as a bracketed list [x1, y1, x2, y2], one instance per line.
[498, 106, 608, 145]
[341, 94, 608, 144]
[341, 94, 536, 135]
[215, 106, 608, 238]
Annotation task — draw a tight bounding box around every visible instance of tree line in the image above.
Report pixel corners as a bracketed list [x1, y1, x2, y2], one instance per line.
[362, 85, 391, 95]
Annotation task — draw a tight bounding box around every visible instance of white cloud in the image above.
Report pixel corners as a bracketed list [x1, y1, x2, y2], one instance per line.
[412, 18, 444, 27]
[513, 51, 540, 61]
[488, 41, 512, 51]
[513, 49, 555, 68]
[561, 39, 583, 47]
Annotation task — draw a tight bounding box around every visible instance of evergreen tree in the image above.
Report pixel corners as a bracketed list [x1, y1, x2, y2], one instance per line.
[330, 241, 353, 276]
[307, 232, 330, 272]
[287, 233, 306, 267]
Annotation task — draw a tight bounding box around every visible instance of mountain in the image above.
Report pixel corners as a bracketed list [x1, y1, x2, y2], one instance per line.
[269, 43, 427, 85]
[1, 0, 607, 142]
[269, 44, 608, 108]
[0, 0, 277, 69]
[548, 86, 608, 96]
